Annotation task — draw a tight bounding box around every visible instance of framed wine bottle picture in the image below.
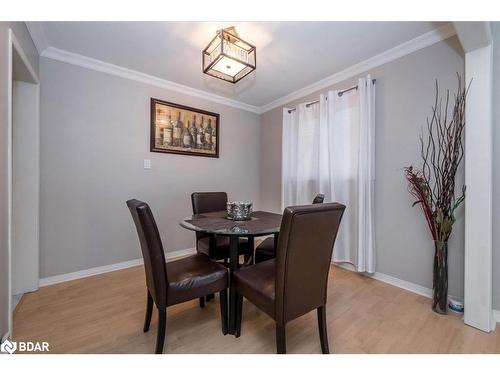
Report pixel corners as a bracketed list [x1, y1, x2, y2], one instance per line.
[150, 98, 220, 158]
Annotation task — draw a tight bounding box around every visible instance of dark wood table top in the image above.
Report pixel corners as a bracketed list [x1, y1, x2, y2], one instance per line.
[180, 210, 282, 236]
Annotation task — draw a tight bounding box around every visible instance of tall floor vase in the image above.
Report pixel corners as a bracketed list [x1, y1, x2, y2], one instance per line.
[432, 240, 448, 314]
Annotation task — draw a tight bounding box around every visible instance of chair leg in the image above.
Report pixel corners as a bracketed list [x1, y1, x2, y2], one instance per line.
[207, 293, 215, 301]
[155, 308, 166, 354]
[219, 289, 228, 335]
[317, 305, 330, 354]
[235, 293, 243, 337]
[143, 290, 153, 332]
[276, 324, 286, 354]
[247, 236, 255, 265]
[199, 297, 206, 308]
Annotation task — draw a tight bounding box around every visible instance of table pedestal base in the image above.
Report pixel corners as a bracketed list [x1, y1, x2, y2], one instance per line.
[228, 235, 239, 335]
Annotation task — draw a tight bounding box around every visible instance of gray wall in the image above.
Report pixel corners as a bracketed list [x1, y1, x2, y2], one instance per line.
[0, 22, 38, 338]
[492, 22, 500, 311]
[259, 36, 466, 299]
[39, 57, 261, 278]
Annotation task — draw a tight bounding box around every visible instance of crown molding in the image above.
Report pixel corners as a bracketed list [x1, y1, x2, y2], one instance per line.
[40, 47, 261, 114]
[260, 23, 457, 113]
[33, 23, 456, 115]
[25, 22, 49, 55]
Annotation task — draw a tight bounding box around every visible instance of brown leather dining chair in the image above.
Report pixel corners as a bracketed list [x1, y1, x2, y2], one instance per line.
[127, 199, 228, 354]
[254, 193, 325, 263]
[191, 192, 233, 261]
[191, 192, 250, 307]
[233, 202, 345, 354]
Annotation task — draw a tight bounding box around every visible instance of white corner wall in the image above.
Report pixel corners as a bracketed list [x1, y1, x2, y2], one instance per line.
[454, 22, 495, 332]
[492, 22, 500, 316]
[463, 45, 494, 331]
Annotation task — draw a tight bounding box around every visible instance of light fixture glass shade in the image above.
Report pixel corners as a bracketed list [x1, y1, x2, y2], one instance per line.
[202, 27, 256, 83]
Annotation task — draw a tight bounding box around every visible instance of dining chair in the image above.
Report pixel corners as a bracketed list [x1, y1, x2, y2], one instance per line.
[191, 192, 250, 307]
[233, 202, 345, 354]
[191, 192, 232, 261]
[127, 199, 228, 354]
[254, 193, 325, 263]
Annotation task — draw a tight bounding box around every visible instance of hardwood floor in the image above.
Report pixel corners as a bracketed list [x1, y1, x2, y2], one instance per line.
[13, 265, 500, 354]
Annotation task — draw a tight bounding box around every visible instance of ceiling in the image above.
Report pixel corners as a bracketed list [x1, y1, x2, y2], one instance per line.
[29, 21, 447, 108]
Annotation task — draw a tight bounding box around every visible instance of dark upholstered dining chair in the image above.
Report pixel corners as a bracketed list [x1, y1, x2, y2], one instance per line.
[254, 193, 325, 263]
[233, 202, 345, 354]
[191, 192, 250, 307]
[127, 199, 228, 354]
[191, 192, 232, 261]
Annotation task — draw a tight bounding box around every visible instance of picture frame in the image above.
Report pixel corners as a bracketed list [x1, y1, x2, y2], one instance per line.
[150, 98, 220, 158]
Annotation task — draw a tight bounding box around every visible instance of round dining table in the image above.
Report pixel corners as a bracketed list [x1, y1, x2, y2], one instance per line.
[180, 210, 282, 335]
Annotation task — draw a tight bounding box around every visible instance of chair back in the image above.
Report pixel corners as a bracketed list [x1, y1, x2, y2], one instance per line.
[191, 192, 228, 245]
[274, 203, 345, 325]
[127, 199, 168, 308]
[191, 192, 228, 214]
[312, 194, 325, 204]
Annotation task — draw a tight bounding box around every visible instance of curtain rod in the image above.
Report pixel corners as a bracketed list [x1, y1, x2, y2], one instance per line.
[287, 79, 376, 113]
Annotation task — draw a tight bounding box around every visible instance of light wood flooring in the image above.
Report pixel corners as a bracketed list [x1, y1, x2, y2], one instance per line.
[13, 265, 500, 354]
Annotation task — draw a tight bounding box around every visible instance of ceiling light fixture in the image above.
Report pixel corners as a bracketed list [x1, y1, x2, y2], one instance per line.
[202, 26, 256, 84]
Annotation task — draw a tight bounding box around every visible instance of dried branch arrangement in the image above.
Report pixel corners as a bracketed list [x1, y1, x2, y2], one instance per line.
[404, 74, 469, 314]
[405, 74, 469, 242]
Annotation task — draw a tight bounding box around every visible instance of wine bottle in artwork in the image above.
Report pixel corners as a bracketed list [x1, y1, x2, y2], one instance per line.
[172, 111, 183, 147]
[155, 108, 163, 145]
[163, 111, 173, 146]
[211, 122, 216, 152]
[204, 118, 212, 149]
[197, 116, 205, 149]
[183, 120, 193, 148]
[189, 115, 197, 148]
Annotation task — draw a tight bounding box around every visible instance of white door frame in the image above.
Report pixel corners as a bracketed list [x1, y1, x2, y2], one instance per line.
[6, 28, 40, 338]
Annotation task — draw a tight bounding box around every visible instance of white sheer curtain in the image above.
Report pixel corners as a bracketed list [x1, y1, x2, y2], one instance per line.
[282, 102, 321, 207]
[282, 75, 376, 273]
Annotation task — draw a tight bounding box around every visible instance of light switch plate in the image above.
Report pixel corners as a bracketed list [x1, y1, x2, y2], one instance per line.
[143, 159, 151, 169]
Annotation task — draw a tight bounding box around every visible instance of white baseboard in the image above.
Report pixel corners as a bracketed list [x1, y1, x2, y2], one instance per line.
[372, 270, 433, 299]
[11, 294, 23, 313]
[39, 248, 196, 287]
[337, 262, 500, 327]
[165, 247, 197, 261]
[493, 310, 500, 324]
[33, 251, 500, 327]
[335, 262, 462, 301]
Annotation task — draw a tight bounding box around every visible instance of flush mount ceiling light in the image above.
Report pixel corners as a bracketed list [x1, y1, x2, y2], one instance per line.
[202, 26, 256, 84]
